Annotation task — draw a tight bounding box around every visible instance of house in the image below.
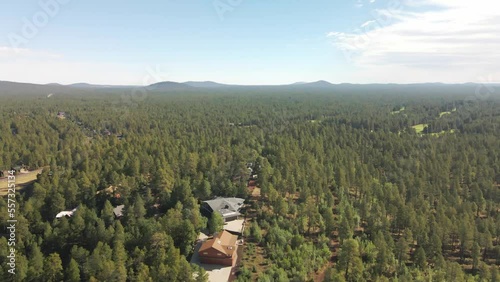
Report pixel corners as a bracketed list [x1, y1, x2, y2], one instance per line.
[247, 180, 256, 189]
[56, 207, 78, 219]
[11, 165, 28, 174]
[113, 205, 125, 218]
[198, 230, 238, 266]
[201, 197, 245, 222]
[57, 111, 66, 119]
[224, 219, 245, 235]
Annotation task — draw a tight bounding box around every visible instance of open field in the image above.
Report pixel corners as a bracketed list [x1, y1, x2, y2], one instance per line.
[431, 129, 456, 137]
[412, 123, 428, 134]
[391, 106, 406, 114]
[439, 111, 451, 117]
[439, 108, 456, 117]
[0, 169, 42, 196]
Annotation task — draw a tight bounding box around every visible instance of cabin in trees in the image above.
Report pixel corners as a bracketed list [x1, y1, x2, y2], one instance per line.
[55, 207, 78, 219]
[57, 111, 66, 119]
[10, 165, 29, 174]
[247, 180, 257, 189]
[201, 197, 245, 222]
[113, 205, 125, 218]
[198, 230, 238, 266]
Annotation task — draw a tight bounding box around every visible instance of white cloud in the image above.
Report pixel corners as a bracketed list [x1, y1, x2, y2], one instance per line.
[360, 20, 376, 28]
[355, 0, 376, 8]
[328, 0, 500, 83]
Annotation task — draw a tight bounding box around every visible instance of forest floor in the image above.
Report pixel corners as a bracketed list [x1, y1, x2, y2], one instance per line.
[0, 169, 42, 196]
[251, 187, 261, 197]
[237, 186, 271, 281]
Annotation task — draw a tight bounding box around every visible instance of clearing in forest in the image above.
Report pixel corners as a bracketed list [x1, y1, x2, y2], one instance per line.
[412, 124, 428, 134]
[0, 169, 42, 196]
[439, 108, 456, 118]
[391, 106, 406, 114]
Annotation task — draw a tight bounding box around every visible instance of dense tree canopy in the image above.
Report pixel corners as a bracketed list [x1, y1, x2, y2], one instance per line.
[0, 84, 499, 281]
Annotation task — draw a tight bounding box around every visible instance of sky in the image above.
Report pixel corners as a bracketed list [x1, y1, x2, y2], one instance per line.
[0, 0, 498, 85]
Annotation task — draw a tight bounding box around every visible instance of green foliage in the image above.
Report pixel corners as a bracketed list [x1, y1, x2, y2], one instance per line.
[44, 253, 63, 282]
[338, 239, 364, 281]
[0, 86, 499, 280]
[208, 212, 224, 234]
[250, 221, 263, 243]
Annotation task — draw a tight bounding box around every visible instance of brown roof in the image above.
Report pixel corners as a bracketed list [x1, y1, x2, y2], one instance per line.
[199, 230, 237, 256]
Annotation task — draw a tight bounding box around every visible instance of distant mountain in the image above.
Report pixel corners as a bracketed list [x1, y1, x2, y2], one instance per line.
[69, 83, 101, 88]
[148, 81, 194, 90]
[2, 80, 498, 97]
[0, 81, 73, 96]
[288, 80, 335, 89]
[183, 81, 229, 88]
[68, 83, 135, 88]
[304, 80, 334, 87]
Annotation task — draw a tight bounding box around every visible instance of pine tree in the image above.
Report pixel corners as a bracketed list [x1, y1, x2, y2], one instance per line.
[66, 258, 81, 282]
[338, 239, 364, 281]
[208, 212, 224, 234]
[44, 253, 63, 282]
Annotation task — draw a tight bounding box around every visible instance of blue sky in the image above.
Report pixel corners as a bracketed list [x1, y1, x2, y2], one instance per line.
[0, 0, 498, 85]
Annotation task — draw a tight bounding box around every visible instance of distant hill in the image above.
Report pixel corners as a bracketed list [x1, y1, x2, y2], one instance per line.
[301, 80, 335, 87]
[183, 81, 229, 88]
[68, 83, 135, 88]
[148, 81, 194, 90]
[2, 80, 499, 98]
[0, 81, 67, 96]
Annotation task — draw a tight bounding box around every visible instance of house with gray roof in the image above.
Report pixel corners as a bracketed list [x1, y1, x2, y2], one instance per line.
[113, 205, 125, 218]
[201, 197, 245, 222]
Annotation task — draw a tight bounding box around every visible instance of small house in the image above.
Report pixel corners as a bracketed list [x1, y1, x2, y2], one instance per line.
[56, 207, 78, 219]
[201, 197, 245, 222]
[113, 205, 125, 218]
[57, 112, 66, 119]
[198, 230, 238, 266]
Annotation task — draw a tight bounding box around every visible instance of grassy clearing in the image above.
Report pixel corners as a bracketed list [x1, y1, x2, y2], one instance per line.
[412, 124, 428, 134]
[0, 169, 42, 196]
[391, 106, 406, 114]
[430, 129, 456, 137]
[439, 108, 456, 118]
[439, 111, 451, 117]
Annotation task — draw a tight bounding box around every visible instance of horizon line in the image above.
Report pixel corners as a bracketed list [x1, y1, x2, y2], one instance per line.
[2, 79, 498, 87]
